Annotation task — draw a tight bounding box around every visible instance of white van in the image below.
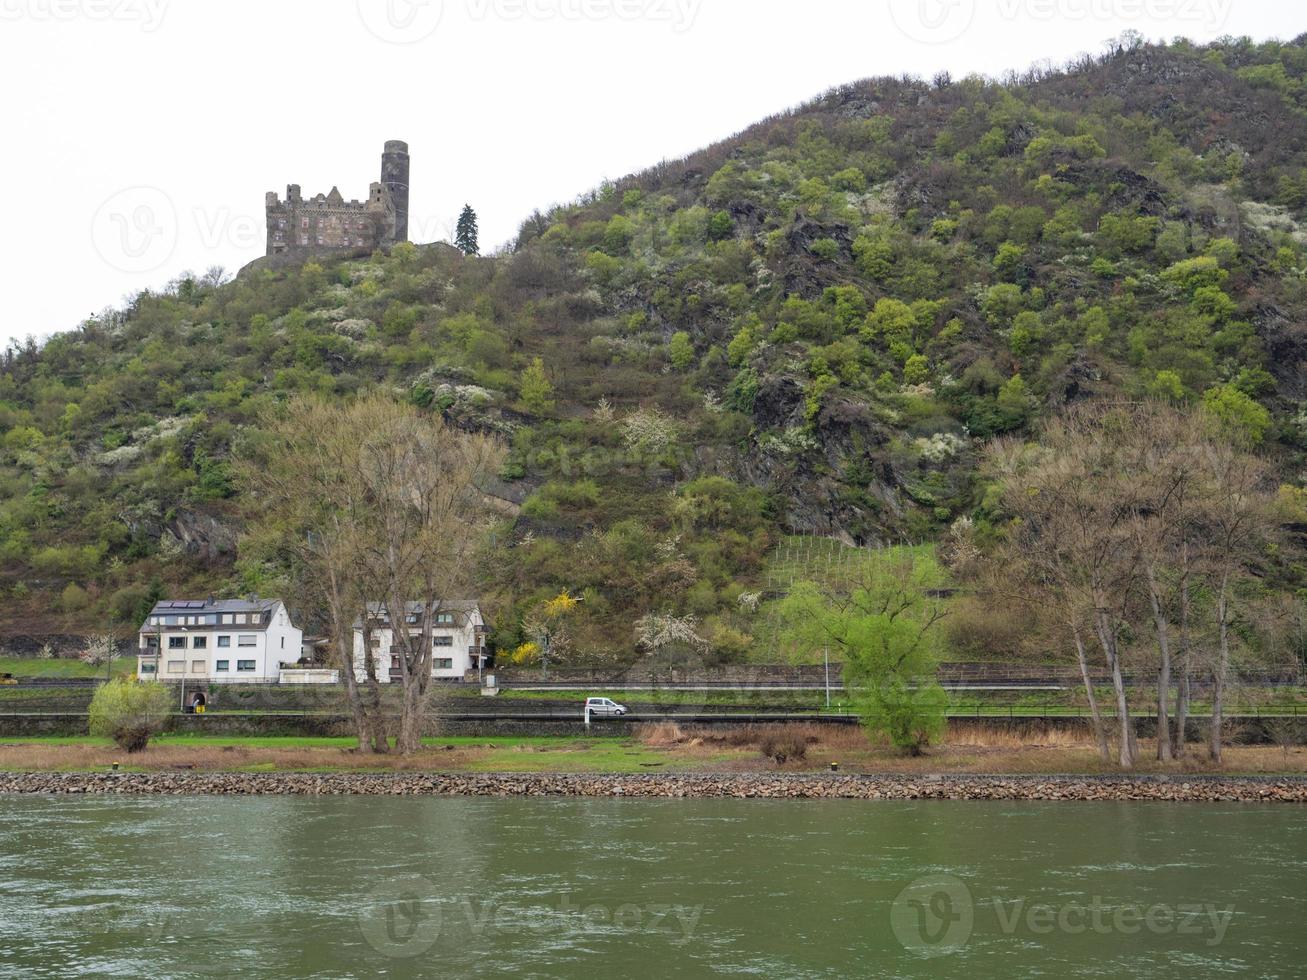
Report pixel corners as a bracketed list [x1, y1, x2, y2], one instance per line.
[584, 697, 628, 716]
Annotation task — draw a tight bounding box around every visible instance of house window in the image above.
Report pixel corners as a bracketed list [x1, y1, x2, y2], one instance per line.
[238, 635, 257, 647]
[191, 660, 205, 673]
[235, 613, 247, 625]
[168, 637, 185, 649]
[433, 635, 453, 647]
[222, 614, 233, 625]
[215, 660, 229, 672]
[217, 636, 231, 648]
[192, 636, 207, 649]
[167, 661, 184, 674]
[144, 636, 159, 649]
[434, 658, 453, 670]
[435, 613, 454, 624]
[237, 660, 255, 672]
[140, 663, 157, 674]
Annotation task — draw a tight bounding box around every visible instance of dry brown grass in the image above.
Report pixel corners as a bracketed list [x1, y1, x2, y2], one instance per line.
[637, 721, 687, 747]
[0, 742, 481, 772]
[2, 730, 1305, 776]
[946, 721, 1096, 749]
[643, 721, 1307, 775]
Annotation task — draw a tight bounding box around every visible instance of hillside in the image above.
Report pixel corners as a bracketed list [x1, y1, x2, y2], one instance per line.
[2, 34, 1306, 661]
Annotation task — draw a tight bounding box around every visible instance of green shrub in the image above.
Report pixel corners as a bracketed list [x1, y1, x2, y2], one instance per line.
[88, 678, 172, 752]
[810, 238, 840, 261]
[59, 582, 90, 612]
[668, 331, 695, 370]
[519, 357, 556, 413]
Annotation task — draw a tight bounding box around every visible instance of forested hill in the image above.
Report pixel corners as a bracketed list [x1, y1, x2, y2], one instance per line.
[3, 34, 1306, 660]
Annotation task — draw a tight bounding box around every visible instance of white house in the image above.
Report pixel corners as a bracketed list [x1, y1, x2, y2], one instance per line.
[352, 600, 487, 683]
[137, 598, 303, 683]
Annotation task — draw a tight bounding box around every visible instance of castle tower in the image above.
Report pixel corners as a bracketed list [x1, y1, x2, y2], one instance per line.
[381, 140, 410, 243]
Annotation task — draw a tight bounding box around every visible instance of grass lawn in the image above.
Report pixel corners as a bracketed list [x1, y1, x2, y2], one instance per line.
[0, 656, 133, 679]
[0, 733, 708, 774]
[1, 726, 1304, 776]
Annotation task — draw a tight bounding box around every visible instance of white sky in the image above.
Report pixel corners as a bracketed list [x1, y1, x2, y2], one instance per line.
[0, 0, 1300, 346]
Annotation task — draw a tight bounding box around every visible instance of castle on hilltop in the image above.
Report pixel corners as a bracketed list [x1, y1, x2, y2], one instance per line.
[265, 140, 409, 256]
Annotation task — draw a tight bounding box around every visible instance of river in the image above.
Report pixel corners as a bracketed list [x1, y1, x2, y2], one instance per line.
[0, 795, 1302, 977]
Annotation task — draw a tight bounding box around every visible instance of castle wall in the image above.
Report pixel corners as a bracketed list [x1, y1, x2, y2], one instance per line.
[265, 142, 408, 257]
[267, 202, 386, 254]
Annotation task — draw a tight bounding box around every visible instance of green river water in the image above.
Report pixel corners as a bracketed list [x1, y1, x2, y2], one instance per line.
[0, 794, 1302, 977]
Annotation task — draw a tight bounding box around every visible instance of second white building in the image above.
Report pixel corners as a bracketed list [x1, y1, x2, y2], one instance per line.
[352, 600, 487, 683]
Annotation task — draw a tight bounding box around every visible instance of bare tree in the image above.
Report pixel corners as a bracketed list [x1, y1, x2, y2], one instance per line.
[239, 398, 386, 752]
[986, 401, 1282, 768]
[988, 423, 1139, 767]
[1196, 438, 1273, 762]
[240, 395, 503, 754]
[355, 403, 503, 753]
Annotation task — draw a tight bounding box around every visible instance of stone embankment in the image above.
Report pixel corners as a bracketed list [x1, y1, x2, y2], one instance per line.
[0, 771, 1303, 802]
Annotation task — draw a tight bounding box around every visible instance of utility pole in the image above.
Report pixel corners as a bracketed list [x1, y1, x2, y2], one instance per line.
[824, 642, 831, 710]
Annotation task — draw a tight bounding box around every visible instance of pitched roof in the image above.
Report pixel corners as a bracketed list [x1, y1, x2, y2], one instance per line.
[354, 600, 481, 628]
[148, 598, 282, 616]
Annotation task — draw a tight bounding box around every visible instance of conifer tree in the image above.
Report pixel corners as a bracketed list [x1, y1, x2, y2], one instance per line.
[455, 204, 479, 255]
